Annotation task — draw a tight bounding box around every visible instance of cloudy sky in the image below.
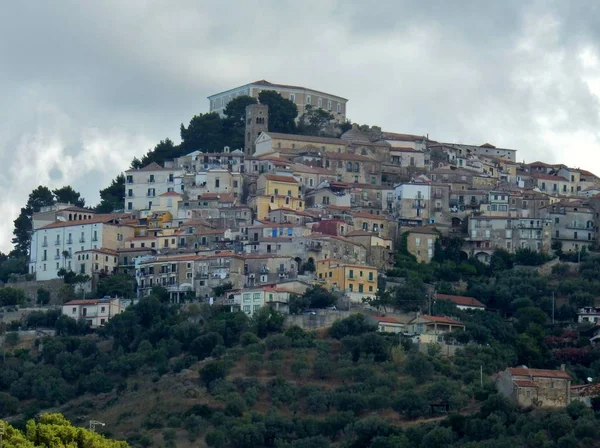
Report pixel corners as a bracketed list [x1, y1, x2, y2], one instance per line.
[2, 0, 600, 252]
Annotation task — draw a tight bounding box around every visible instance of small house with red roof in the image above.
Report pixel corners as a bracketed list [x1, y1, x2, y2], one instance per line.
[371, 316, 404, 334]
[62, 297, 124, 328]
[435, 293, 486, 311]
[497, 366, 571, 408]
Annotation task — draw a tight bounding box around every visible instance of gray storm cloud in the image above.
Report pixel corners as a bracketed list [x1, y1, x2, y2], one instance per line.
[1, 0, 600, 251]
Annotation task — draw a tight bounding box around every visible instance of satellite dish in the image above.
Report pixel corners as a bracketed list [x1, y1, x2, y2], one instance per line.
[587, 377, 593, 383]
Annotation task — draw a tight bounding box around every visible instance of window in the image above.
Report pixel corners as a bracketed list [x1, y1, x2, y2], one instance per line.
[318, 98, 322, 108]
[215, 178, 220, 188]
[289, 93, 295, 103]
[337, 103, 341, 113]
[349, 284, 353, 292]
[368, 272, 374, 281]
[349, 269, 354, 279]
[306, 95, 311, 105]
[243, 293, 251, 303]
[554, 217, 559, 224]
[327, 100, 332, 110]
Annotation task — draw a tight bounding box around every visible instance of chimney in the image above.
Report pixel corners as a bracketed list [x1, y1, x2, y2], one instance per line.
[560, 364, 566, 371]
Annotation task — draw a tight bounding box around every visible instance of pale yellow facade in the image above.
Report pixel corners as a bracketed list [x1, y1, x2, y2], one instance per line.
[316, 259, 378, 302]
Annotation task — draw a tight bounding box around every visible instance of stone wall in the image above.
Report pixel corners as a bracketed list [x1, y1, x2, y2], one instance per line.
[535, 377, 570, 408]
[0, 279, 65, 305]
[284, 310, 356, 331]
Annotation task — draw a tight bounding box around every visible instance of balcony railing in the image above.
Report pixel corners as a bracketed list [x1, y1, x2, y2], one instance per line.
[79, 237, 85, 243]
[54, 255, 61, 260]
[92, 236, 98, 242]
[66, 239, 73, 244]
[42, 242, 48, 247]
[55, 240, 61, 246]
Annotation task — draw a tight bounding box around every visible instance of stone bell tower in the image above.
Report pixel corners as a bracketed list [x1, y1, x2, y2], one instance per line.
[244, 103, 269, 155]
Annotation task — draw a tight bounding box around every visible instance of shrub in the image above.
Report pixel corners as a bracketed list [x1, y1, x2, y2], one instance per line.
[265, 334, 291, 350]
[200, 361, 229, 387]
[225, 393, 247, 417]
[240, 332, 260, 346]
[329, 314, 377, 339]
[206, 429, 227, 448]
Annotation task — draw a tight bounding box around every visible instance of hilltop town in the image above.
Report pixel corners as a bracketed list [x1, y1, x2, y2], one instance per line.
[4, 81, 600, 447]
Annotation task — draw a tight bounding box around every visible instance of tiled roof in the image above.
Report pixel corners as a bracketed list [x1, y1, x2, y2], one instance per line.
[373, 316, 403, 324]
[265, 132, 345, 146]
[352, 212, 389, 220]
[263, 174, 299, 184]
[508, 367, 571, 380]
[390, 147, 420, 153]
[513, 379, 538, 387]
[532, 173, 569, 181]
[198, 192, 236, 202]
[160, 191, 182, 197]
[406, 226, 439, 235]
[436, 293, 485, 308]
[323, 152, 376, 162]
[418, 315, 464, 325]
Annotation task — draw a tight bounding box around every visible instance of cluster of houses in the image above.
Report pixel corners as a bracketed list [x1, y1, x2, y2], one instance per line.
[24, 80, 600, 338]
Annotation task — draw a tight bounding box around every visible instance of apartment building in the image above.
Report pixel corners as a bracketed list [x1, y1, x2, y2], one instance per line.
[75, 248, 119, 276]
[316, 259, 378, 302]
[393, 183, 450, 226]
[249, 174, 304, 220]
[137, 254, 199, 301]
[208, 79, 348, 122]
[351, 212, 397, 241]
[466, 216, 552, 261]
[544, 201, 596, 252]
[532, 174, 571, 196]
[243, 254, 298, 288]
[226, 285, 296, 316]
[125, 163, 184, 212]
[30, 215, 135, 281]
[322, 152, 382, 185]
[430, 142, 517, 163]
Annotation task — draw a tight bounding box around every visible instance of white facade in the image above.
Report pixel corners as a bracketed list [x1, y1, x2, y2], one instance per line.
[30, 221, 133, 281]
[125, 164, 184, 212]
[228, 287, 292, 316]
[394, 183, 431, 202]
[62, 298, 123, 328]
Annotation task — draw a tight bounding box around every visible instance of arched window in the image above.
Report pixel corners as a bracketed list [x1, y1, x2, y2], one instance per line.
[69, 214, 72, 220]
[354, 162, 360, 172]
[346, 162, 352, 172]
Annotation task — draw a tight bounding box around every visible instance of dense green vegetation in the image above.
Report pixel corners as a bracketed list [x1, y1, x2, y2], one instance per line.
[1, 259, 600, 447]
[0, 413, 128, 447]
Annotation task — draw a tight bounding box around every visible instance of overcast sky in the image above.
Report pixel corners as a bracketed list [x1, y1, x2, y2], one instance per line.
[2, 1, 600, 253]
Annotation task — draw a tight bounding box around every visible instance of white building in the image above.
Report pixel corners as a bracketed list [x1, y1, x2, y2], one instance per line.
[225, 286, 296, 316]
[577, 307, 600, 324]
[62, 297, 123, 327]
[125, 162, 184, 212]
[29, 216, 135, 281]
[435, 293, 486, 311]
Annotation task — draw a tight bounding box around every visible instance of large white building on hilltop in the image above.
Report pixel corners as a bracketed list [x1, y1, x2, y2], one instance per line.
[29, 215, 135, 281]
[207, 80, 348, 122]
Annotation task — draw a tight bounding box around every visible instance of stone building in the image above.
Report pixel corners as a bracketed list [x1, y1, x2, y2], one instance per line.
[244, 103, 269, 155]
[404, 226, 439, 263]
[496, 367, 571, 408]
[543, 200, 596, 252]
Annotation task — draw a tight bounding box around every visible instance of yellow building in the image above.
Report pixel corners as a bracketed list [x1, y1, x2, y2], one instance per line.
[250, 174, 304, 220]
[316, 259, 378, 302]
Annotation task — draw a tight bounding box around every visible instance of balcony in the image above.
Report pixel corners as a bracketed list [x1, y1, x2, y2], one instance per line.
[67, 239, 73, 245]
[54, 255, 61, 260]
[148, 178, 155, 183]
[92, 236, 98, 242]
[79, 237, 85, 243]
[42, 241, 48, 247]
[54, 240, 61, 246]
[566, 224, 594, 230]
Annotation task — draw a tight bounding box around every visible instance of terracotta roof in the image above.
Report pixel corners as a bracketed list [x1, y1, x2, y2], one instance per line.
[324, 152, 376, 162]
[417, 315, 464, 325]
[263, 174, 299, 184]
[570, 383, 600, 396]
[265, 132, 345, 146]
[373, 316, 403, 324]
[198, 192, 235, 202]
[436, 293, 485, 308]
[345, 230, 378, 237]
[160, 191, 182, 197]
[352, 212, 389, 220]
[508, 367, 571, 380]
[406, 226, 439, 235]
[532, 173, 569, 181]
[513, 380, 538, 388]
[480, 143, 496, 148]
